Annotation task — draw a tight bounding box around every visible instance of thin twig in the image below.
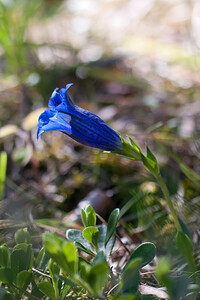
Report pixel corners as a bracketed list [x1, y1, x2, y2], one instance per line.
[32, 267, 51, 278]
[35, 223, 66, 237]
[107, 283, 120, 296]
[96, 213, 131, 255]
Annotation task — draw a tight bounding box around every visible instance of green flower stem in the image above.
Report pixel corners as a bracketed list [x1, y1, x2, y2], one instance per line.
[156, 173, 182, 232]
[115, 137, 182, 232]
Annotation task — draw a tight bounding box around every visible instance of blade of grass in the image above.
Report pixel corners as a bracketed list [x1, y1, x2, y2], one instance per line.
[0, 151, 7, 201]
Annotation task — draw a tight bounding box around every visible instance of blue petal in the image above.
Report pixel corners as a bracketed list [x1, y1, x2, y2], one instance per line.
[59, 112, 122, 151]
[48, 88, 60, 111]
[48, 84, 74, 113]
[68, 108, 121, 146]
[37, 110, 72, 139]
[59, 83, 74, 107]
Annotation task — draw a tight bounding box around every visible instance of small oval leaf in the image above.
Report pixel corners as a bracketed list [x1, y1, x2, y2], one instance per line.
[176, 231, 195, 268]
[121, 258, 142, 294]
[86, 205, 96, 227]
[66, 229, 93, 252]
[105, 208, 119, 246]
[83, 227, 99, 249]
[89, 263, 109, 295]
[124, 242, 156, 272]
[0, 245, 10, 268]
[17, 270, 32, 289]
[38, 281, 55, 299]
[81, 209, 88, 227]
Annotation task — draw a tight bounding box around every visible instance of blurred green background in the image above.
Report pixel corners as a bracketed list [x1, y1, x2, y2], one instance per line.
[0, 0, 200, 255]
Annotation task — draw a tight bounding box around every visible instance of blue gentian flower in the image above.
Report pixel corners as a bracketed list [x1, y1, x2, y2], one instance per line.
[37, 84, 122, 151]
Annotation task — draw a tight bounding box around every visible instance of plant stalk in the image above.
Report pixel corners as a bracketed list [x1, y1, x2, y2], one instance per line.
[156, 173, 182, 232]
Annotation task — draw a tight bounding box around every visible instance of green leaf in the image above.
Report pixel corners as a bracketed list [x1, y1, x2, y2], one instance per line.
[170, 275, 189, 300]
[0, 151, 7, 200]
[129, 137, 142, 154]
[93, 251, 106, 265]
[74, 242, 95, 257]
[124, 242, 156, 272]
[114, 136, 142, 161]
[0, 151, 7, 183]
[31, 284, 44, 299]
[105, 234, 116, 256]
[14, 228, 30, 244]
[24, 244, 33, 270]
[178, 217, 191, 238]
[105, 208, 119, 246]
[63, 242, 78, 274]
[66, 229, 94, 252]
[0, 245, 10, 268]
[176, 231, 193, 256]
[155, 258, 189, 300]
[174, 156, 200, 185]
[121, 258, 142, 294]
[83, 227, 99, 249]
[37, 281, 55, 299]
[57, 275, 77, 288]
[79, 259, 92, 282]
[79, 260, 109, 296]
[43, 233, 78, 275]
[87, 263, 109, 295]
[16, 270, 32, 289]
[14, 244, 33, 270]
[35, 247, 44, 267]
[11, 249, 27, 280]
[98, 224, 115, 256]
[49, 259, 60, 296]
[81, 208, 88, 227]
[49, 259, 60, 278]
[61, 285, 72, 300]
[176, 231, 195, 268]
[155, 257, 171, 279]
[86, 205, 96, 226]
[146, 146, 157, 163]
[0, 267, 13, 284]
[35, 248, 50, 270]
[141, 153, 159, 177]
[141, 146, 160, 177]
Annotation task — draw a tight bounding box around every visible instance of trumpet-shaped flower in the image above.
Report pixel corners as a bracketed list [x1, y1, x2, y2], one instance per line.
[37, 84, 123, 151]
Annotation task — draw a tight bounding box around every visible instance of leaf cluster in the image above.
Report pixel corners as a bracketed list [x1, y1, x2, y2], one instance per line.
[0, 206, 199, 299]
